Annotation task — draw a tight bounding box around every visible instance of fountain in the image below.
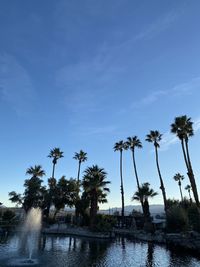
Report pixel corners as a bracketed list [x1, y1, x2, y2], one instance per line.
[9, 207, 42, 266]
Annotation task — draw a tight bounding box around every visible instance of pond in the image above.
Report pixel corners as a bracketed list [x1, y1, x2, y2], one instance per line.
[0, 234, 200, 267]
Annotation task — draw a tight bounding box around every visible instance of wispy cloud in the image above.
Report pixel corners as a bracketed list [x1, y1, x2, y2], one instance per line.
[160, 117, 200, 151]
[0, 53, 35, 115]
[79, 125, 117, 136]
[133, 9, 180, 42]
[131, 77, 200, 109]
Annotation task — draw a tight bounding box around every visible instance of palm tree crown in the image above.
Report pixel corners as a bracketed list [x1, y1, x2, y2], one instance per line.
[113, 140, 128, 152]
[145, 130, 162, 147]
[173, 173, 184, 184]
[82, 165, 110, 195]
[26, 165, 46, 178]
[132, 182, 158, 202]
[48, 147, 64, 165]
[171, 115, 193, 141]
[73, 150, 87, 163]
[126, 136, 142, 150]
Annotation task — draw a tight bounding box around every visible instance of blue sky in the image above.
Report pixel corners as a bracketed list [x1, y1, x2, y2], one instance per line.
[1, 0, 200, 210]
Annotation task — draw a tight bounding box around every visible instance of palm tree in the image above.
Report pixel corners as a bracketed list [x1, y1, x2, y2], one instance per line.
[132, 182, 158, 220]
[171, 115, 199, 207]
[126, 136, 144, 212]
[173, 173, 184, 201]
[48, 148, 64, 178]
[26, 165, 46, 178]
[73, 150, 88, 182]
[82, 165, 110, 227]
[146, 130, 167, 212]
[126, 136, 142, 190]
[24, 165, 46, 212]
[113, 140, 128, 221]
[185, 184, 192, 202]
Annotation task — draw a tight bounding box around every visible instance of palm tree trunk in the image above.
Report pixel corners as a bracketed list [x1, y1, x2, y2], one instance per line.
[155, 146, 167, 212]
[131, 149, 145, 214]
[185, 139, 200, 207]
[90, 193, 98, 228]
[188, 190, 192, 203]
[52, 163, 56, 178]
[179, 183, 183, 202]
[77, 161, 81, 182]
[181, 139, 189, 170]
[120, 150, 125, 223]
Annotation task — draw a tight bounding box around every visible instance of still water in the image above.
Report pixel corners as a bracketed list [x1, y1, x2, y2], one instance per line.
[0, 234, 200, 267]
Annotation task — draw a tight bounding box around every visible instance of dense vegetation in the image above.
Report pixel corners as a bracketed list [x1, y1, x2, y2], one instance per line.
[4, 115, 200, 232]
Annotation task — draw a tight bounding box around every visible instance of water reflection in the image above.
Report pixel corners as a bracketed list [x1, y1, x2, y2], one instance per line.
[1, 234, 200, 267]
[146, 242, 154, 267]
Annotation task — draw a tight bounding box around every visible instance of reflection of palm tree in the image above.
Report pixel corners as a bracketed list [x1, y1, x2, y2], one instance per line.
[73, 150, 87, 182]
[185, 184, 192, 202]
[171, 115, 199, 207]
[48, 148, 64, 178]
[114, 140, 128, 222]
[146, 131, 167, 212]
[146, 242, 155, 267]
[173, 173, 184, 201]
[82, 165, 110, 227]
[132, 183, 158, 221]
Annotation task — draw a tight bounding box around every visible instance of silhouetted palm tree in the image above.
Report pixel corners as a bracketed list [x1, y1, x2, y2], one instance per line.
[26, 165, 46, 178]
[126, 136, 142, 190]
[173, 173, 184, 201]
[171, 115, 199, 207]
[132, 182, 158, 220]
[185, 184, 192, 202]
[48, 148, 64, 178]
[82, 165, 110, 227]
[126, 136, 145, 214]
[73, 150, 88, 182]
[114, 140, 128, 221]
[146, 130, 167, 212]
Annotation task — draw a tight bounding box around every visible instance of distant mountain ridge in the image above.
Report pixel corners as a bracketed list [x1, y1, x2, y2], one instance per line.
[100, 204, 164, 215]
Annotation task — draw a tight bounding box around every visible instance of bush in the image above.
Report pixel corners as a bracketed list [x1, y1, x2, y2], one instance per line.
[93, 214, 117, 232]
[187, 204, 200, 232]
[2, 210, 15, 222]
[166, 206, 189, 232]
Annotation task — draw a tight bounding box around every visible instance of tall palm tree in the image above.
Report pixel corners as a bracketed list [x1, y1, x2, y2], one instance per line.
[82, 165, 110, 227]
[173, 173, 184, 201]
[171, 115, 199, 207]
[185, 184, 192, 202]
[146, 130, 167, 212]
[113, 140, 128, 221]
[73, 150, 88, 182]
[48, 148, 64, 178]
[126, 136, 142, 190]
[132, 182, 158, 220]
[126, 136, 144, 212]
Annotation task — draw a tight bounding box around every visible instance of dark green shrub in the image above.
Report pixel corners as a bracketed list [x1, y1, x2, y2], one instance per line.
[93, 214, 117, 232]
[2, 210, 15, 222]
[187, 204, 200, 232]
[166, 206, 189, 232]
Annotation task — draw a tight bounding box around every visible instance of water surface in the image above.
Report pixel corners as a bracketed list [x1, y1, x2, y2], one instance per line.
[0, 234, 200, 267]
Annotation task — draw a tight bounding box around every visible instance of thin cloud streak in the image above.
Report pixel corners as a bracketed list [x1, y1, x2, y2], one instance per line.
[131, 77, 200, 109]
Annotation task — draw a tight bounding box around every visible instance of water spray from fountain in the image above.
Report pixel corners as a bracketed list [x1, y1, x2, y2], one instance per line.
[9, 207, 42, 266]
